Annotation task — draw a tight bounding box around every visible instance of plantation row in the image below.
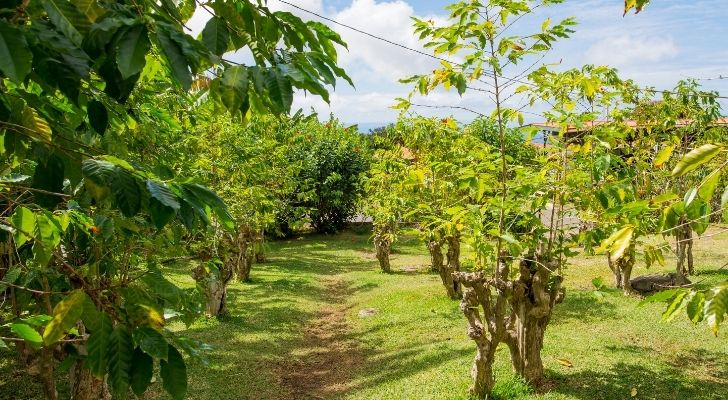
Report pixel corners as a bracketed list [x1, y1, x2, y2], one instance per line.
[0, 0, 726, 399]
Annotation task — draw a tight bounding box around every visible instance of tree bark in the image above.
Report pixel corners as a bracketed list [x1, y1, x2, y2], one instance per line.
[427, 239, 444, 273]
[453, 271, 499, 397]
[193, 257, 234, 317]
[504, 256, 564, 386]
[253, 229, 266, 263]
[70, 361, 110, 400]
[443, 236, 463, 299]
[676, 225, 694, 277]
[607, 247, 636, 294]
[374, 232, 392, 273]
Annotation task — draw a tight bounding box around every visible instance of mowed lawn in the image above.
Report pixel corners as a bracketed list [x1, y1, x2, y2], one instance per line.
[2, 227, 727, 399]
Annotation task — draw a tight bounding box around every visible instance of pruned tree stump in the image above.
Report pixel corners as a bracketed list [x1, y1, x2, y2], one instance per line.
[629, 273, 691, 296]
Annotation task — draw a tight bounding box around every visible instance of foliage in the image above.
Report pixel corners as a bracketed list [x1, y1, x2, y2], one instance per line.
[0, 0, 349, 398]
[280, 119, 370, 234]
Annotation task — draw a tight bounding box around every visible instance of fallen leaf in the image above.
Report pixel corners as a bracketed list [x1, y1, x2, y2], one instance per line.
[557, 358, 573, 368]
[631, 387, 638, 397]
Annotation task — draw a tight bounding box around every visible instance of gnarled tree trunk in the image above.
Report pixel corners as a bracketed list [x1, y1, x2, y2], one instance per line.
[253, 229, 266, 263]
[443, 235, 462, 299]
[193, 247, 234, 317]
[607, 246, 636, 294]
[504, 256, 564, 385]
[427, 239, 444, 273]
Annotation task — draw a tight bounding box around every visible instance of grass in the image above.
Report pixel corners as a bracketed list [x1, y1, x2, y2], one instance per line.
[1, 227, 727, 399]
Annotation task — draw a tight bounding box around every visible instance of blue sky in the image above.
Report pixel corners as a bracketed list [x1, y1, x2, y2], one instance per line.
[192, 1, 728, 127]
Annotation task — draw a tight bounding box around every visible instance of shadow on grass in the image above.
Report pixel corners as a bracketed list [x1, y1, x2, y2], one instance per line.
[550, 290, 618, 323]
[549, 346, 728, 400]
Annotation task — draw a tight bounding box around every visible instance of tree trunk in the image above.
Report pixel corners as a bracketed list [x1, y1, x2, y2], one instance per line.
[36, 348, 57, 400]
[70, 361, 110, 400]
[253, 229, 266, 263]
[443, 236, 463, 299]
[454, 271, 499, 397]
[427, 239, 444, 273]
[374, 232, 392, 273]
[676, 225, 694, 277]
[193, 261, 234, 317]
[608, 247, 636, 294]
[504, 256, 565, 386]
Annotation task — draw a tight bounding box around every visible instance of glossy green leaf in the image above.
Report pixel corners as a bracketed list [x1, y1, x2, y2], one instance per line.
[698, 172, 721, 202]
[11, 323, 43, 347]
[10, 206, 36, 247]
[107, 326, 133, 397]
[156, 28, 192, 90]
[672, 144, 722, 177]
[147, 180, 180, 210]
[43, 289, 87, 345]
[130, 347, 154, 396]
[133, 326, 168, 360]
[110, 169, 141, 217]
[266, 68, 293, 114]
[88, 100, 108, 135]
[84, 309, 113, 377]
[161, 345, 187, 400]
[42, 0, 90, 47]
[0, 21, 32, 82]
[117, 24, 151, 79]
[201, 17, 230, 56]
[705, 284, 728, 336]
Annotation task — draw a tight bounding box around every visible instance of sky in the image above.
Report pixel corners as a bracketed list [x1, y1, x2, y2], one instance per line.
[189, 0, 728, 129]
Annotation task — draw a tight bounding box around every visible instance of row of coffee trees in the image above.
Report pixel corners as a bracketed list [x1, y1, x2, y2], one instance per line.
[365, 0, 728, 397]
[0, 0, 370, 399]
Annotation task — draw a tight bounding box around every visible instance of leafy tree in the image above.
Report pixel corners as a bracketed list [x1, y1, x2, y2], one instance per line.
[398, 0, 578, 393]
[0, 0, 349, 398]
[281, 119, 370, 234]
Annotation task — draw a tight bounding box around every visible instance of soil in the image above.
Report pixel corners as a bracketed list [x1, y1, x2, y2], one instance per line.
[277, 278, 364, 399]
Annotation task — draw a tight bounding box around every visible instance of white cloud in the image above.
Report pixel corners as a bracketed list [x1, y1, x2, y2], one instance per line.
[584, 35, 679, 68]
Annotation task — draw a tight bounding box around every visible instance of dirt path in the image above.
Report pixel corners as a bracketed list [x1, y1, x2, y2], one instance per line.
[277, 277, 364, 399]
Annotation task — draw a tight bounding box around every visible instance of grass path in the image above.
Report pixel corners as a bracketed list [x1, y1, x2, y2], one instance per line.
[158, 228, 726, 400]
[2, 228, 726, 399]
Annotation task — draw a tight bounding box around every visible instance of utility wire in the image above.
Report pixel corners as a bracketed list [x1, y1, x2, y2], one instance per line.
[274, 0, 728, 102]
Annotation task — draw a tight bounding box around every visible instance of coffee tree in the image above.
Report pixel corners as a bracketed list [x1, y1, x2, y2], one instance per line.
[398, 0, 579, 394]
[0, 0, 349, 398]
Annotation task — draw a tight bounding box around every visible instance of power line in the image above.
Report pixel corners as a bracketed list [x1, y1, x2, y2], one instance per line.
[274, 0, 728, 103]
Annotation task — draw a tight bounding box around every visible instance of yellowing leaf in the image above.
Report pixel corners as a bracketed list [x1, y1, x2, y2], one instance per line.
[672, 144, 722, 177]
[631, 387, 638, 397]
[43, 290, 87, 345]
[654, 145, 674, 167]
[557, 358, 573, 368]
[21, 106, 52, 142]
[598, 225, 634, 260]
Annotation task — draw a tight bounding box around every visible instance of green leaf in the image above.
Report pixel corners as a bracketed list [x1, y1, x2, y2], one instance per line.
[218, 65, 249, 111]
[698, 172, 721, 202]
[133, 326, 168, 360]
[42, 0, 90, 47]
[111, 169, 141, 217]
[130, 347, 154, 396]
[201, 17, 229, 57]
[10, 206, 36, 247]
[107, 326, 133, 397]
[43, 289, 87, 345]
[11, 323, 43, 347]
[705, 284, 728, 336]
[156, 27, 192, 90]
[266, 68, 293, 114]
[662, 291, 688, 321]
[82, 159, 116, 186]
[182, 183, 234, 230]
[147, 180, 180, 210]
[32, 154, 65, 208]
[117, 24, 151, 79]
[686, 291, 705, 323]
[638, 288, 680, 306]
[71, 0, 105, 22]
[672, 144, 722, 177]
[84, 310, 113, 377]
[160, 345, 187, 400]
[0, 21, 32, 82]
[721, 186, 728, 223]
[87, 100, 108, 135]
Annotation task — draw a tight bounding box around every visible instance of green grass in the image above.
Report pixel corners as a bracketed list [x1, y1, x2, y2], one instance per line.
[1, 227, 726, 399]
[155, 227, 727, 400]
